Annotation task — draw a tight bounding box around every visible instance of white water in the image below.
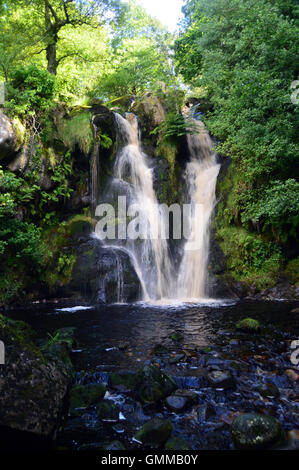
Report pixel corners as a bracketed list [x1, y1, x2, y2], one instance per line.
[95, 112, 220, 303]
[109, 113, 173, 300]
[176, 119, 220, 300]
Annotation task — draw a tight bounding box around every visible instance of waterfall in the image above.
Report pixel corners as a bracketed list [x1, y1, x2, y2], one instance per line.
[105, 113, 173, 301]
[94, 111, 220, 303]
[176, 118, 220, 299]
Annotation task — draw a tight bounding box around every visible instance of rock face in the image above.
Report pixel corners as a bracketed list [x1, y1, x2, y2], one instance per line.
[0, 315, 71, 437]
[0, 111, 17, 160]
[132, 93, 166, 134]
[71, 237, 141, 303]
[231, 413, 284, 450]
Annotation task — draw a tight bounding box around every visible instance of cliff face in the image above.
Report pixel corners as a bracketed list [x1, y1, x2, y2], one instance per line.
[0, 95, 297, 307]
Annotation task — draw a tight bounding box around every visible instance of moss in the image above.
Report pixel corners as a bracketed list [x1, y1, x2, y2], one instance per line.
[217, 226, 282, 290]
[0, 314, 43, 359]
[284, 258, 299, 285]
[69, 384, 106, 416]
[56, 111, 93, 155]
[12, 118, 26, 151]
[165, 437, 190, 450]
[236, 318, 261, 332]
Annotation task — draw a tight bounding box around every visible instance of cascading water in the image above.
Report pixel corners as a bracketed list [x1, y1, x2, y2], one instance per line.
[94, 111, 220, 303]
[103, 113, 173, 301]
[176, 118, 220, 300]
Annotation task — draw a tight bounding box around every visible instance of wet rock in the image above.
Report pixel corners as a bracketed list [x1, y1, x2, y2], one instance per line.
[109, 370, 138, 392]
[104, 441, 126, 451]
[41, 327, 77, 370]
[207, 370, 235, 389]
[165, 389, 198, 412]
[236, 318, 260, 332]
[137, 365, 177, 404]
[169, 354, 186, 365]
[285, 369, 299, 382]
[0, 314, 71, 436]
[231, 413, 285, 450]
[257, 382, 280, 399]
[165, 437, 190, 450]
[152, 343, 169, 355]
[135, 418, 172, 448]
[97, 400, 119, 422]
[69, 383, 106, 416]
[291, 308, 299, 314]
[197, 403, 216, 422]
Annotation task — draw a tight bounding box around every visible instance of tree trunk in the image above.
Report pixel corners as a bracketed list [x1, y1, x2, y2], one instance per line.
[46, 41, 58, 75]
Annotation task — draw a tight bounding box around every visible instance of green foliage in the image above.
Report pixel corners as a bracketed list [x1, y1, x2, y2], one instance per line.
[175, 0, 299, 245]
[5, 65, 55, 117]
[57, 112, 93, 155]
[218, 227, 283, 288]
[284, 258, 299, 285]
[151, 113, 198, 141]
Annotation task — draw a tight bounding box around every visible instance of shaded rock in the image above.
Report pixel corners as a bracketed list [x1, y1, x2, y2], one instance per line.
[137, 365, 177, 404]
[165, 389, 198, 412]
[169, 354, 186, 365]
[97, 400, 119, 422]
[152, 343, 169, 355]
[257, 382, 280, 398]
[231, 413, 284, 450]
[165, 437, 190, 450]
[41, 327, 77, 370]
[170, 331, 184, 342]
[207, 370, 235, 389]
[197, 403, 216, 422]
[132, 93, 166, 134]
[109, 370, 138, 392]
[104, 441, 126, 451]
[284, 369, 299, 382]
[0, 314, 71, 436]
[135, 418, 172, 448]
[236, 318, 261, 332]
[69, 384, 106, 416]
[0, 111, 18, 160]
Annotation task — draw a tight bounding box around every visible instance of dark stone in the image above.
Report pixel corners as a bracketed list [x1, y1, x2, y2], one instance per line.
[109, 370, 138, 392]
[0, 315, 71, 436]
[231, 413, 285, 450]
[96, 400, 119, 422]
[257, 382, 280, 399]
[197, 403, 216, 422]
[207, 370, 235, 389]
[137, 365, 177, 404]
[165, 437, 190, 450]
[69, 384, 106, 416]
[135, 418, 172, 448]
[104, 441, 126, 451]
[165, 389, 198, 412]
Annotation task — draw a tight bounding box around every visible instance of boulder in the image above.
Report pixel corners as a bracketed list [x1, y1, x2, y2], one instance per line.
[207, 370, 235, 389]
[136, 364, 177, 404]
[0, 314, 71, 436]
[231, 413, 284, 450]
[109, 370, 138, 392]
[96, 400, 119, 422]
[135, 418, 172, 448]
[165, 389, 198, 412]
[69, 384, 106, 416]
[132, 93, 166, 134]
[0, 111, 18, 160]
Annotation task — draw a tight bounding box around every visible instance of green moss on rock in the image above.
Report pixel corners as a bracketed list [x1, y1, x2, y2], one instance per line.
[236, 318, 260, 332]
[69, 383, 106, 416]
[135, 418, 172, 448]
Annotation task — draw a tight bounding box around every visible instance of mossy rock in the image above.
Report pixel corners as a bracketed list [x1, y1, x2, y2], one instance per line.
[135, 418, 172, 449]
[0, 314, 41, 358]
[171, 331, 184, 342]
[165, 437, 190, 451]
[136, 364, 177, 404]
[231, 413, 285, 450]
[41, 327, 77, 368]
[109, 370, 139, 391]
[97, 400, 119, 422]
[69, 383, 106, 416]
[236, 318, 261, 332]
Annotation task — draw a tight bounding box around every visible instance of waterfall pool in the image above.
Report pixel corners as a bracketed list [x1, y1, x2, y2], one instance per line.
[6, 298, 299, 450]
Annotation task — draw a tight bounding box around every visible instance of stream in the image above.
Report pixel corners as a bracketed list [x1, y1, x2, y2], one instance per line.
[8, 299, 299, 450]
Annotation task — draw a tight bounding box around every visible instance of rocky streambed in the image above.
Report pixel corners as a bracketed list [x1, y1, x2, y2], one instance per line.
[1, 299, 299, 451]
